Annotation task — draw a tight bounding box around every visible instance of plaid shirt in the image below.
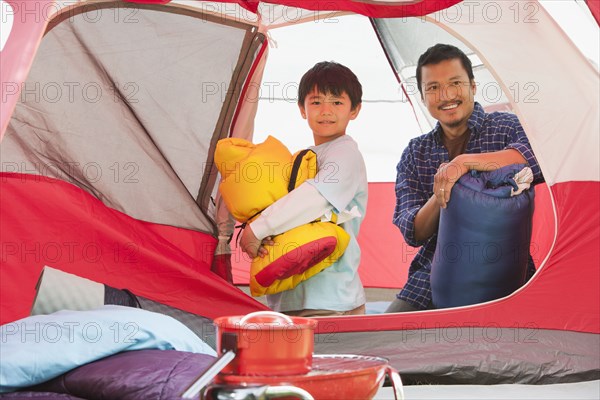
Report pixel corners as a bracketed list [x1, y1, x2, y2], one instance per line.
[393, 102, 543, 309]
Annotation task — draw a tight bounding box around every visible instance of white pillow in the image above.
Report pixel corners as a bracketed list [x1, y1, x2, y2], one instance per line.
[0, 305, 216, 393]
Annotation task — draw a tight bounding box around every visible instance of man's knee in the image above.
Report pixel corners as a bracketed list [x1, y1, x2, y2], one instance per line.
[385, 298, 420, 313]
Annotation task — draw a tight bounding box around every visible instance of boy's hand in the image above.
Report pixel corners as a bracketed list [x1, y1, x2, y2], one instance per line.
[240, 226, 273, 259]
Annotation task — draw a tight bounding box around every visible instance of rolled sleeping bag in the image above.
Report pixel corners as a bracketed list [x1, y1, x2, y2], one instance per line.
[250, 221, 350, 297]
[214, 136, 349, 297]
[430, 164, 535, 309]
[247, 147, 350, 297]
[215, 136, 292, 222]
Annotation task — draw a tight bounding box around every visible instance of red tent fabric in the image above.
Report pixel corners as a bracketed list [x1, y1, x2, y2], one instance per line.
[0, 173, 266, 322]
[587, 0, 600, 25]
[324, 181, 599, 334]
[0, 0, 598, 341]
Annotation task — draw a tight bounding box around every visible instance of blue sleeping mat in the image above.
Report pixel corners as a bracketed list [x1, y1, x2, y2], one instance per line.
[431, 164, 535, 308]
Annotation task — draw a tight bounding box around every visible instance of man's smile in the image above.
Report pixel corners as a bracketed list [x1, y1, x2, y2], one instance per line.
[439, 101, 461, 111]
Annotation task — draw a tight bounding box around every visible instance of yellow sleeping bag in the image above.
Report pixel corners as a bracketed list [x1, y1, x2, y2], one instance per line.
[215, 136, 350, 297]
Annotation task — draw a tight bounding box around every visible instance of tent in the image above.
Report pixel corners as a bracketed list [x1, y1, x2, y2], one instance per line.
[1, 0, 598, 385]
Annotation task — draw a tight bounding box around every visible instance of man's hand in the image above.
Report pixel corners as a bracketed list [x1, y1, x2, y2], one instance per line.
[413, 158, 468, 242]
[433, 159, 469, 208]
[240, 226, 274, 259]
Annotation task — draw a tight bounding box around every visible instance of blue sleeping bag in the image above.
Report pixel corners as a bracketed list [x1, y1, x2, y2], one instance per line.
[430, 164, 535, 308]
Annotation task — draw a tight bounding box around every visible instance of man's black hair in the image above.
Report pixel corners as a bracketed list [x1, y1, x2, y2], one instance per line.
[416, 44, 474, 96]
[298, 61, 362, 110]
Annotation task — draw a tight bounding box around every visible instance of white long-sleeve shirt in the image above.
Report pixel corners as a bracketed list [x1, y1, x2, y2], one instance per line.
[250, 183, 331, 240]
[253, 135, 368, 312]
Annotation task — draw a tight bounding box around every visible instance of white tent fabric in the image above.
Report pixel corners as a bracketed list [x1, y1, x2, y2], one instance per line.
[426, 1, 599, 185]
[2, 5, 256, 232]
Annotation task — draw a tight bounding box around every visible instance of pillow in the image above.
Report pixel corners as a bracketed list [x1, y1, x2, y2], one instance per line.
[215, 136, 348, 296]
[32, 350, 216, 400]
[0, 306, 216, 393]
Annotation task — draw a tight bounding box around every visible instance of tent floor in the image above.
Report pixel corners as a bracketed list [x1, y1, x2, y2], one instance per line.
[374, 379, 600, 400]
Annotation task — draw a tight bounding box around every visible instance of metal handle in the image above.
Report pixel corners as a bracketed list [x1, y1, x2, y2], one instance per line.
[386, 366, 404, 400]
[201, 384, 314, 400]
[239, 311, 294, 325]
[180, 350, 236, 399]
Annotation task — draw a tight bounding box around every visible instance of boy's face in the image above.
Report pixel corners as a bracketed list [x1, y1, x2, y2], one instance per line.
[299, 87, 361, 145]
[420, 58, 476, 135]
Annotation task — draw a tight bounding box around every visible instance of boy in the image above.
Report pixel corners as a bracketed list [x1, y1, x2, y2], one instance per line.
[240, 61, 368, 317]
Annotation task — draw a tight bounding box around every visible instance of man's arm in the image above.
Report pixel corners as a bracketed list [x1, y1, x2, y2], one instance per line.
[413, 193, 442, 242]
[394, 144, 432, 246]
[433, 149, 527, 209]
[412, 149, 525, 241]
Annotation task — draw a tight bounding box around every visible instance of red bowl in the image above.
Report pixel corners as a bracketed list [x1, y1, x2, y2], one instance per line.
[217, 354, 392, 400]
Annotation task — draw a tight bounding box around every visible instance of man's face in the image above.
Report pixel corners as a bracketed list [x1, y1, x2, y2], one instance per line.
[299, 87, 361, 145]
[421, 58, 476, 134]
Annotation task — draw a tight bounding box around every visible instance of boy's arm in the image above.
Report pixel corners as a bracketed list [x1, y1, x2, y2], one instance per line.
[240, 183, 332, 258]
[242, 138, 365, 258]
[251, 183, 331, 239]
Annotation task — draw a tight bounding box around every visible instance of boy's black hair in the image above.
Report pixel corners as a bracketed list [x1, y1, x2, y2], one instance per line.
[416, 44, 474, 96]
[298, 61, 362, 110]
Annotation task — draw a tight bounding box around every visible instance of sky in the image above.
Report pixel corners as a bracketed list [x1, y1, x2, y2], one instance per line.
[252, 2, 599, 182]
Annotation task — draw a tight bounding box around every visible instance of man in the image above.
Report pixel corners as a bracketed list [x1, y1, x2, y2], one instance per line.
[387, 44, 543, 312]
